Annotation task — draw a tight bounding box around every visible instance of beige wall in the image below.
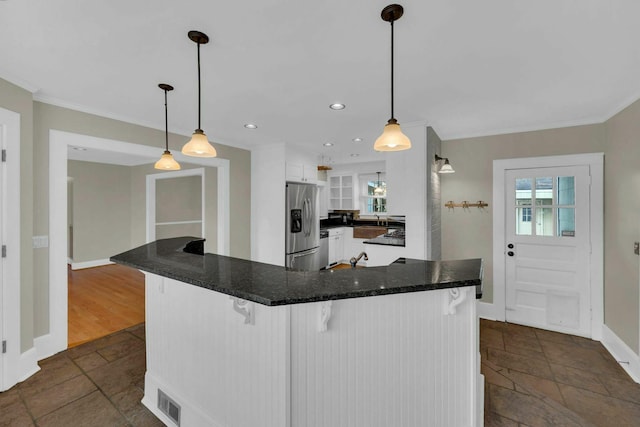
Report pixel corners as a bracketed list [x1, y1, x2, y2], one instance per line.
[0, 78, 35, 352]
[442, 115, 640, 353]
[33, 101, 251, 338]
[130, 163, 219, 253]
[68, 161, 132, 263]
[604, 99, 640, 352]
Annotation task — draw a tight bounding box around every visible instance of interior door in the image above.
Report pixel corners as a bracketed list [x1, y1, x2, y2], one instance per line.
[505, 166, 591, 337]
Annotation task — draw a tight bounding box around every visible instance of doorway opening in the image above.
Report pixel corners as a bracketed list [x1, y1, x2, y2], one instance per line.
[44, 130, 230, 359]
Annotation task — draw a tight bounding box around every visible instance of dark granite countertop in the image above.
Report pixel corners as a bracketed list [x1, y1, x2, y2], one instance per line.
[111, 237, 483, 306]
[363, 235, 405, 247]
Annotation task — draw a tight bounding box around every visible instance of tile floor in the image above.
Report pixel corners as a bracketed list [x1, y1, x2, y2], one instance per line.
[0, 324, 163, 427]
[481, 319, 640, 426]
[1, 320, 639, 426]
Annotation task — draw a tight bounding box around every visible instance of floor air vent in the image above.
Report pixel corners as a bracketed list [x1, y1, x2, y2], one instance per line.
[158, 389, 181, 426]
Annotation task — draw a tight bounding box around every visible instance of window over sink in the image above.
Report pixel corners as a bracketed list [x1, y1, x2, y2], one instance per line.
[360, 173, 387, 213]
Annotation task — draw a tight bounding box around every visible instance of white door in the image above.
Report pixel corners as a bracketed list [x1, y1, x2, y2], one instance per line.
[505, 165, 591, 337]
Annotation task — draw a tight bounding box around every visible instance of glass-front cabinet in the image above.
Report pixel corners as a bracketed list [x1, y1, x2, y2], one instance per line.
[328, 173, 356, 210]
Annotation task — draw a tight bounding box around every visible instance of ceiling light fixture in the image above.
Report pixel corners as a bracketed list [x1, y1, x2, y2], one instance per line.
[374, 4, 411, 152]
[155, 83, 181, 170]
[350, 153, 360, 157]
[244, 123, 257, 129]
[323, 142, 334, 147]
[352, 137, 363, 143]
[435, 154, 455, 174]
[182, 30, 217, 157]
[329, 103, 346, 110]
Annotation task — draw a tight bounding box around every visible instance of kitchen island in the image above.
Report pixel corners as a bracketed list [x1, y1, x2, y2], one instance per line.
[112, 237, 484, 427]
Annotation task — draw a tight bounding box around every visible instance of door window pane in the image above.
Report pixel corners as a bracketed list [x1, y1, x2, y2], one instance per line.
[557, 176, 575, 205]
[537, 208, 554, 236]
[558, 208, 575, 237]
[535, 177, 553, 205]
[515, 178, 532, 205]
[516, 208, 532, 235]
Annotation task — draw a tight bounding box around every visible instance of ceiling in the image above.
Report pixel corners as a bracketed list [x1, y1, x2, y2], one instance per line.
[2, 0, 639, 165]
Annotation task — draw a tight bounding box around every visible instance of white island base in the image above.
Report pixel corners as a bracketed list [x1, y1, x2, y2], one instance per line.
[142, 274, 483, 427]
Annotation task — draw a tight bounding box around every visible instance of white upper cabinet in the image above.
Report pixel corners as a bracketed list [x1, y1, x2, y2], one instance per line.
[286, 162, 317, 184]
[328, 173, 357, 211]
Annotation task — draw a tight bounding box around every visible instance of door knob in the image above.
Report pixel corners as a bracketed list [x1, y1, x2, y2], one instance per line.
[507, 251, 515, 257]
[507, 243, 514, 249]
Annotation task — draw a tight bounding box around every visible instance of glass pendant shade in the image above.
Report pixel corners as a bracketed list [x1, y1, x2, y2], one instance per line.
[439, 159, 455, 173]
[374, 119, 411, 151]
[182, 129, 217, 157]
[155, 151, 181, 170]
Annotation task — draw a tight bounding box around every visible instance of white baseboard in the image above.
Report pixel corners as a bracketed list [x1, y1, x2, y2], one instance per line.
[71, 258, 113, 270]
[601, 324, 640, 383]
[477, 301, 497, 320]
[18, 347, 40, 383]
[34, 333, 65, 361]
[143, 372, 223, 427]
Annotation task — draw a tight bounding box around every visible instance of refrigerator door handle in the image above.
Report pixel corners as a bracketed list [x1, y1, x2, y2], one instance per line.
[303, 198, 310, 237]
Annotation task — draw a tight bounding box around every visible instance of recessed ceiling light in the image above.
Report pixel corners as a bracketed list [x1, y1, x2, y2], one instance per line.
[244, 123, 258, 129]
[352, 137, 363, 143]
[329, 103, 346, 110]
[72, 146, 87, 151]
[323, 142, 334, 147]
[350, 153, 360, 157]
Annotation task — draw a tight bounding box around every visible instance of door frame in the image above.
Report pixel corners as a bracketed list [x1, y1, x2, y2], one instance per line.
[46, 130, 230, 360]
[146, 168, 206, 243]
[492, 153, 604, 340]
[0, 107, 20, 391]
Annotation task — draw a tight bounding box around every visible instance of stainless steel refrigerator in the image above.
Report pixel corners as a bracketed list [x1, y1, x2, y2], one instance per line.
[285, 183, 320, 271]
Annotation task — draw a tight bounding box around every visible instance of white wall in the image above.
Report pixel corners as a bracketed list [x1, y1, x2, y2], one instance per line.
[385, 124, 428, 260]
[251, 143, 286, 265]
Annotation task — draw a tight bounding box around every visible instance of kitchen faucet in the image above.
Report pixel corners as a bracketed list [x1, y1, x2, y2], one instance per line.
[350, 252, 368, 268]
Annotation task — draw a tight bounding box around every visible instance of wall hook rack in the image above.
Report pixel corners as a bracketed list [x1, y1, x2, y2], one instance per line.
[445, 200, 489, 210]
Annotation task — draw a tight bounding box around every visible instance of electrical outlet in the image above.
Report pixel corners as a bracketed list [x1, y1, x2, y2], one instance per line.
[32, 235, 49, 249]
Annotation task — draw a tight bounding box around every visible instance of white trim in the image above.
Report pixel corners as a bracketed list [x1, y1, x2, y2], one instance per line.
[477, 301, 497, 321]
[145, 168, 206, 244]
[155, 220, 203, 226]
[143, 372, 224, 427]
[18, 348, 40, 383]
[601, 324, 640, 383]
[48, 130, 230, 358]
[33, 333, 58, 362]
[0, 107, 21, 391]
[492, 153, 604, 339]
[70, 259, 114, 271]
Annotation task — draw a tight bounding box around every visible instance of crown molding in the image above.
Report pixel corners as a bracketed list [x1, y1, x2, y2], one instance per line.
[32, 93, 253, 151]
[0, 70, 40, 93]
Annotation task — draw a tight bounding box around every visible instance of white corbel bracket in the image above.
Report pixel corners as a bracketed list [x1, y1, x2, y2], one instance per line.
[230, 297, 255, 325]
[318, 301, 333, 332]
[444, 287, 469, 315]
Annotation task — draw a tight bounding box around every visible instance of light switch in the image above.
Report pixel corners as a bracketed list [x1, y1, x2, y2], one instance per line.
[634, 242, 639, 255]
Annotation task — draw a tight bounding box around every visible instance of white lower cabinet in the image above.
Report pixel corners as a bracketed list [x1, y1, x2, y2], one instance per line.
[328, 228, 344, 266]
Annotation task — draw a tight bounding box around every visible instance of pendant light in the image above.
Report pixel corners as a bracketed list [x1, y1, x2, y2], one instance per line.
[154, 83, 181, 170]
[182, 30, 217, 157]
[374, 171, 386, 196]
[374, 4, 411, 152]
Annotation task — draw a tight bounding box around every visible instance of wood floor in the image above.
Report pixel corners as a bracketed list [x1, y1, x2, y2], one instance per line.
[67, 264, 145, 348]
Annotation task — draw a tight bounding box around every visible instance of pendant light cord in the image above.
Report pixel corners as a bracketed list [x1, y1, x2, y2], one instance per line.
[197, 41, 202, 130]
[390, 19, 394, 120]
[164, 89, 169, 151]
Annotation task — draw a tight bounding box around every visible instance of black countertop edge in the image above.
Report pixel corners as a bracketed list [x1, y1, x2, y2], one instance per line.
[111, 237, 483, 307]
[363, 236, 406, 247]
